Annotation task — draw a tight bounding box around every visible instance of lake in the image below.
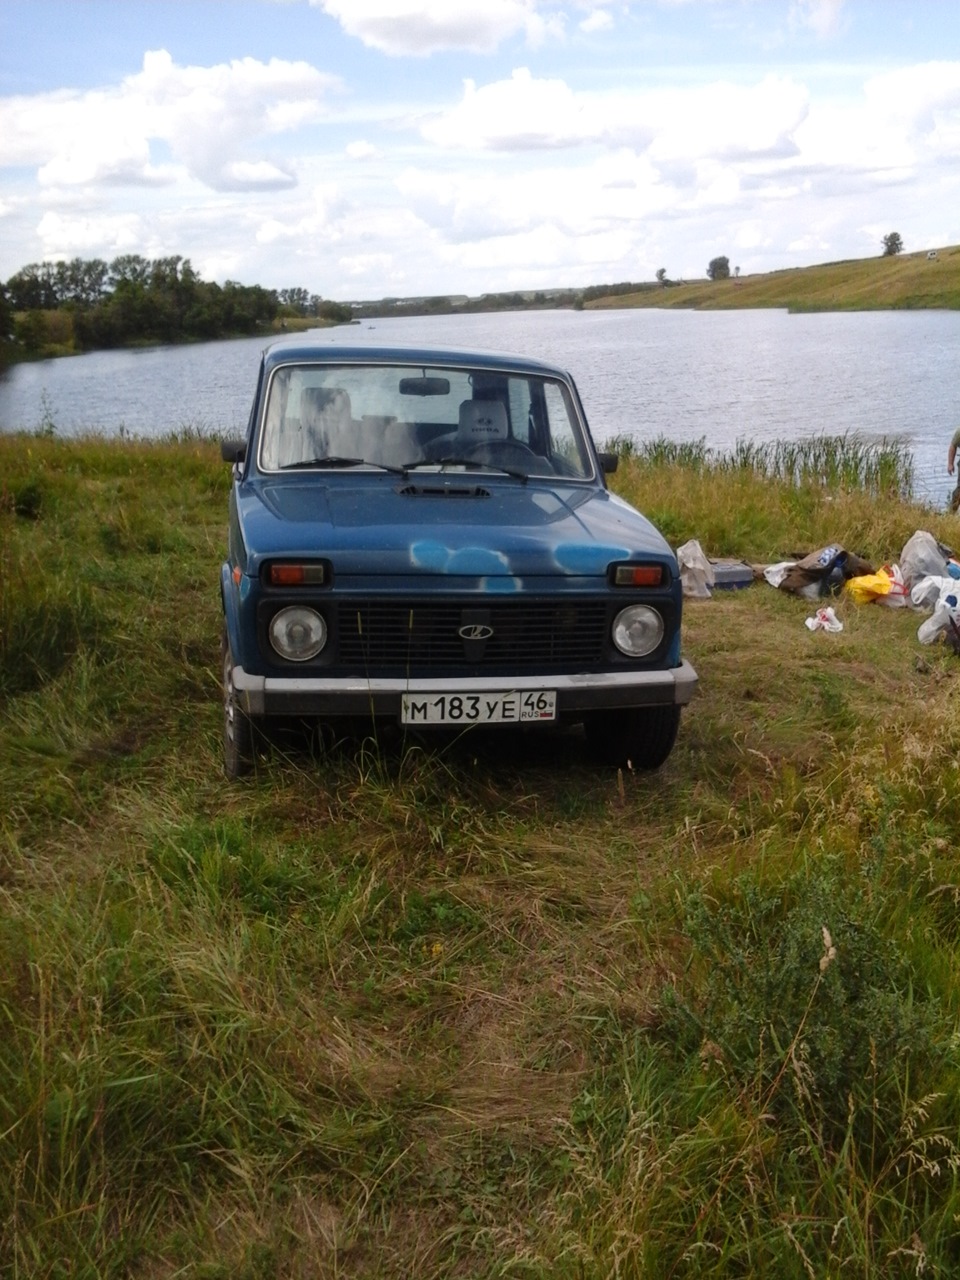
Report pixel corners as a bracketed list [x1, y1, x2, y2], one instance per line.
[1, 307, 957, 505]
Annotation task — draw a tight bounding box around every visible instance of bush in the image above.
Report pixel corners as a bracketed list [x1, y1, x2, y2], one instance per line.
[661, 863, 948, 1156]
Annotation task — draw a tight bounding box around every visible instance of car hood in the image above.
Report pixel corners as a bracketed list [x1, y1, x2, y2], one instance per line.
[236, 476, 676, 579]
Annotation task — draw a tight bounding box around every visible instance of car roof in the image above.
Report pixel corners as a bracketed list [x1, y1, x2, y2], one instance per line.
[261, 337, 573, 380]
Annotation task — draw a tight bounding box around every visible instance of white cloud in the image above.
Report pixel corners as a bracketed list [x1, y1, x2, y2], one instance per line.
[345, 140, 381, 160]
[645, 75, 809, 163]
[312, 0, 564, 56]
[789, 0, 847, 39]
[255, 182, 349, 243]
[787, 62, 960, 192]
[38, 150, 178, 188]
[395, 148, 674, 248]
[338, 251, 405, 282]
[579, 9, 613, 34]
[217, 160, 297, 190]
[35, 210, 147, 258]
[421, 68, 601, 149]
[420, 68, 807, 161]
[0, 50, 339, 194]
[863, 61, 960, 150]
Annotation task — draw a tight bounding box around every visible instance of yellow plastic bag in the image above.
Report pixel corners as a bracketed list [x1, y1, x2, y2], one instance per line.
[845, 569, 892, 604]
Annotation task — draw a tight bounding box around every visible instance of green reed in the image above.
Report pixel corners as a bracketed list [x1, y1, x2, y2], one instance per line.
[607, 431, 915, 500]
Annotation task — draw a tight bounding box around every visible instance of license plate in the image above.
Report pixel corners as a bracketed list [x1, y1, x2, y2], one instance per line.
[401, 689, 557, 726]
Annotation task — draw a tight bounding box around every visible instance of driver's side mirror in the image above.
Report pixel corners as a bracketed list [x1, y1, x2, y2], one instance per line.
[598, 451, 618, 475]
[221, 439, 247, 464]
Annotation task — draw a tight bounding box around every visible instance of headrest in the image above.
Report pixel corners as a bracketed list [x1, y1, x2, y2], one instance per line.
[458, 399, 508, 442]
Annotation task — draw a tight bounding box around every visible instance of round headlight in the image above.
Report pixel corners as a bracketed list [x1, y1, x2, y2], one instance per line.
[269, 606, 327, 661]
[612, 605, 664, 657]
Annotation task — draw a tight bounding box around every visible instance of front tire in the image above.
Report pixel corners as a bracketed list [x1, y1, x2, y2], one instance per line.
[222, 626, 256, 779]
[585, 705, 681, 770]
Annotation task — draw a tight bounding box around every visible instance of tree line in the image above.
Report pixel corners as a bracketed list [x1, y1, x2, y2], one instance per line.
[0, 255, 352, 364]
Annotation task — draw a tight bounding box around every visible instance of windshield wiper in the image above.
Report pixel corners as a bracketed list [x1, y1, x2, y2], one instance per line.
[403, 456, 528, 482]
[280, 456, 405, 475]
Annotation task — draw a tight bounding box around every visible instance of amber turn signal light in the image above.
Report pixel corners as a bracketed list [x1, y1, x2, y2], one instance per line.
[611, 564, 665, 587]
[268, 563, 326, 586]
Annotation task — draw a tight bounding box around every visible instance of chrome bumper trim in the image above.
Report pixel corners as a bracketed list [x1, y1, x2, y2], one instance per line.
[233, 659, 697, 716]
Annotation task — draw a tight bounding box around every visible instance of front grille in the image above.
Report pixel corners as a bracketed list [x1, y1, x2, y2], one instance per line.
[338, 601, 608, 670]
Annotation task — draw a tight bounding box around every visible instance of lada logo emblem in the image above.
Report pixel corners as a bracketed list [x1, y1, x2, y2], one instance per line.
[458, 623, 494, 640]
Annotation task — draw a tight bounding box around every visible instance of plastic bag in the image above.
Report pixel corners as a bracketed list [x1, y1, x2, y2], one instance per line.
[917, 596, 960, 646]
[845, 570, 892, 604]
[763, 561, 795, 589]
[876, 563, 908, 608]
[900, 531, 952, 590]
[911, 575, 957, 611]
[843, 564, 908, 608]
[805, 606, 843, 633]
[676, 539, 715, 599]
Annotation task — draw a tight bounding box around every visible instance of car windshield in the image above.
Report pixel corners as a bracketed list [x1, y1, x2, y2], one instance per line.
[257, 361, 593, 479]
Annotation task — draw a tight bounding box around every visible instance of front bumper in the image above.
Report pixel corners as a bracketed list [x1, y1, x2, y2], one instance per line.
[232, 660, 698, 719]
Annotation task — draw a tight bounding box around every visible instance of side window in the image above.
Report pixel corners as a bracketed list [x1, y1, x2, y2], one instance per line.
[507, 379, 533, 445]
[259, 367, 294, 469]
[543, 381, 588, 477]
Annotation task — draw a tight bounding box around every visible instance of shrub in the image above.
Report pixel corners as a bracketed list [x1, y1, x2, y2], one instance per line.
[660, 861, 951, 1163]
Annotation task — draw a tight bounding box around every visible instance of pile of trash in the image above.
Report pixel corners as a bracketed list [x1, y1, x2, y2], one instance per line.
[677, 531, 960, 650]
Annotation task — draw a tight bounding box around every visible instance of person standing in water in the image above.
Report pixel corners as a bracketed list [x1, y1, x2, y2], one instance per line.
[948, 427, 960, 511]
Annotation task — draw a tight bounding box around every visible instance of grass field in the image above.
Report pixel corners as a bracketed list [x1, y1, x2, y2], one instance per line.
[4, 431, 960, 1277]
[587, 243, 960, 312]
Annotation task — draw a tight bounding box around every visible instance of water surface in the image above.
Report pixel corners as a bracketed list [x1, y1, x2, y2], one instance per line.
[1, 308, 956, 504]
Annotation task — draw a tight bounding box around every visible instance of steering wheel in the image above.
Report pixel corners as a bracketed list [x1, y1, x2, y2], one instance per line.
[470, 439, 538, 466]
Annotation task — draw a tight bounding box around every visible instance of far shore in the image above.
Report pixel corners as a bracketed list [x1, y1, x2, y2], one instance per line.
[4, 243, 958, 371]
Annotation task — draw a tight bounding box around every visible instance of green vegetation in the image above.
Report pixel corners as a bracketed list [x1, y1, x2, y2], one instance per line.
[1, 256, 353, 366]
[707, 255, 731, 281]
[607, 431, 916, 501]
[350, 287, 587, 320]
[587, 244, 960, 313]
[4, 429, 960, 1276]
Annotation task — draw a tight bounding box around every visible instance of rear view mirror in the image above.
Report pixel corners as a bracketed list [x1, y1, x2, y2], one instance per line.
[399, 376, 450, 397]
[599, 452, 618, 474]
[221, 439, 247, 463]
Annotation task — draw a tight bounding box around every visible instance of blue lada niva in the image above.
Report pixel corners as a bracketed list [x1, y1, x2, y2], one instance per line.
[220, 339, 697, 777]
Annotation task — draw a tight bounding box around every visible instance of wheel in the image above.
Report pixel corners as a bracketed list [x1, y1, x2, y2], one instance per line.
[585, 705, 681, 770]
[221, 626, 256, 779]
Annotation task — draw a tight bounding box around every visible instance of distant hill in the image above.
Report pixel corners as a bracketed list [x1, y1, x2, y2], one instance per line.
[585, 245, 960, 312]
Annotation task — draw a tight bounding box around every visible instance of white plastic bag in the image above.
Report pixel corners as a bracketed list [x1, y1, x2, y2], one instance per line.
[900, 531, 951, 590]
[677, 539, 715, 599]
[918, 600, 960, 645]
[911, 575, 955, 610]
[805, 606, 843, 633]
[763, 561, 795, 589]
[876, 563, 908, 608]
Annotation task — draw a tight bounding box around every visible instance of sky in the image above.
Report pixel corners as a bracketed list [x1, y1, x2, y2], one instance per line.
[1, 0, 959, 302]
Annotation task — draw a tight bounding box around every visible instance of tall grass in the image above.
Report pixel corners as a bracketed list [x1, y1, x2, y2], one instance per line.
[723, 433, 914, 497]
[4, 432, 960, 1276]
[605, 432, 929, 560]
[607, 433, 711, 471]
[607, 431, 914, 500]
